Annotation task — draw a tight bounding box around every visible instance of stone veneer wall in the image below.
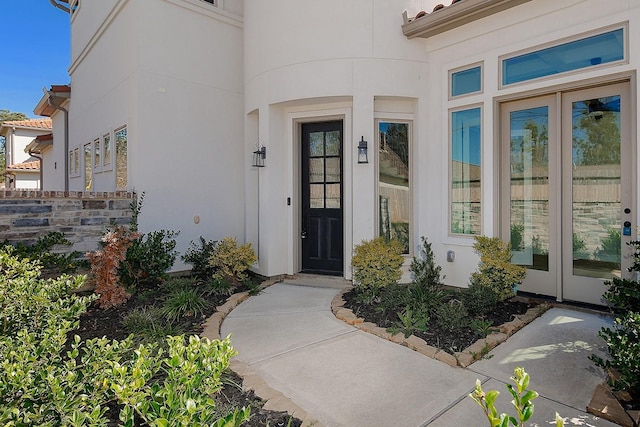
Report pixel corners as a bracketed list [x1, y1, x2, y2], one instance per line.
[0, 190, 136, 255]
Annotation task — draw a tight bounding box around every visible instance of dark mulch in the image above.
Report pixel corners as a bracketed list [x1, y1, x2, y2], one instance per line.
[69, 280, 302, 427]
[342, 288, 534, 354]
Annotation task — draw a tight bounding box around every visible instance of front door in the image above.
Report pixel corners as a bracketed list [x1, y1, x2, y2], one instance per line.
[501, 82, 633, 305]
[301, 121, 343, 274]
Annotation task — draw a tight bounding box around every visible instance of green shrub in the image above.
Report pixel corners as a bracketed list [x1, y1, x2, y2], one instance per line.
[590, 312, 640, 397]
[410, 236, 444, 289]
[0, 247, 250, 427]
[603, 240, 640, 314]
[2, 231, 85, 273]
[388, 305, 429, 338]
[351, 237, 404, 303]
[162, 288, 210, 321]
[461, 283, 501, 316]
[470, 236, 526, 301]
[118, 229, 179, 292]
[182, 236, 218, 280]
[434, 299, 469, 333]
[121, 306, 185, 342]
[209, 237, 257, 285]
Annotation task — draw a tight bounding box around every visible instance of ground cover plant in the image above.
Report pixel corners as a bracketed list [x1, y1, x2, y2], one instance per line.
[345, 236, 533, 354]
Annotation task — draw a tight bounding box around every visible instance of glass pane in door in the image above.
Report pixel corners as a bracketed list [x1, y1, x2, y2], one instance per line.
[571, 95, 621, 278]
[509, 107, 549, 271]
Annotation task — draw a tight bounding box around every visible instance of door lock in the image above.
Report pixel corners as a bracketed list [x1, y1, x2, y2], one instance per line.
[301, 231, 307, 239]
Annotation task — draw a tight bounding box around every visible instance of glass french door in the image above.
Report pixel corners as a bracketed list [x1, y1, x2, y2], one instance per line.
[501, 82, 633, 305]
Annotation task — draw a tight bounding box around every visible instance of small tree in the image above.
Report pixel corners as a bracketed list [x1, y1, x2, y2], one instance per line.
[351, 237, 404, 304]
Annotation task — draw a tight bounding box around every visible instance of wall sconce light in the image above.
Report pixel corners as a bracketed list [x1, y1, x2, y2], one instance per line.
[252, 145, 266, 167]
[357, 136, 368, 164]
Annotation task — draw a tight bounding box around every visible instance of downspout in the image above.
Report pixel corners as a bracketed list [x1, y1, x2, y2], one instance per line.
[28, 149, 44, 190]
[49, 0, 70, 13]
[47, 93, 69, 191]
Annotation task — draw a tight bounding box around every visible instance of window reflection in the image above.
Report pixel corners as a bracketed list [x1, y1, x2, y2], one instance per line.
[379, 122, 410, 254]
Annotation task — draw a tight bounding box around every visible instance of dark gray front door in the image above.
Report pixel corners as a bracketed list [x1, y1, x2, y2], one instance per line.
[301, 121, 343, 274]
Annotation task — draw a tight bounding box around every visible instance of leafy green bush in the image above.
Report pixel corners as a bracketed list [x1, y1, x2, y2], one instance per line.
[118, 229, 179, 292]
[590, 312, 640, 397]
[0, 247, 249, 427]
[182, 236, 218, 280]
[3, 231, 85, 272]
[470, 236, 526, 301]
[434, 299, 469, 333]
[461, 282, 501, 316]
[209, 237, 257, 285]
[351, 237, 404, 304]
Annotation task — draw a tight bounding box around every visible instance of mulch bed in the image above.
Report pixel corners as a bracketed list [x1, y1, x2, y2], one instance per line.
[69, 281, 302, 427]
[342, 288, 534, 354]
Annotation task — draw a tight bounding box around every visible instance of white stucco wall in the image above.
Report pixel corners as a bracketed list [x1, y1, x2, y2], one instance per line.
[68, 0, 244, 270]
[244, 0, 429, 278]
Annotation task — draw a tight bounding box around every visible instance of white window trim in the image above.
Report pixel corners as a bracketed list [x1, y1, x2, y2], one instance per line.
[114, 125, 128, 191]
[93, 137, 102, 174]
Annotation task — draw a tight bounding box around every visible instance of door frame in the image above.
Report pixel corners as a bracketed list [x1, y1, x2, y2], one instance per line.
[300, 120, 344, 274]
[495, 73, 637, 303]
[287, 106, 352, 277]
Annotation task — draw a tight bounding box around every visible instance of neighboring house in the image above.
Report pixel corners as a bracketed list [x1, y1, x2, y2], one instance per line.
[33, 85, 71, 191]
[45, 0, 640, 306]
[0, 118, 52, 189]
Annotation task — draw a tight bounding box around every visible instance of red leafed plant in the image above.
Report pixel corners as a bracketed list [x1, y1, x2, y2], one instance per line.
[87, 226, 140, 309]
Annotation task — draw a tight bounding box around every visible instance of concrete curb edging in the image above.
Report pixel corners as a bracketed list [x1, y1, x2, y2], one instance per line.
[200, 278, 325, 427]
[330, 287, 551, 368]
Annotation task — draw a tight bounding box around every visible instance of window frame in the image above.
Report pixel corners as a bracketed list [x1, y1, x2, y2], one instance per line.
[499, 23, 627, 88]
[375, 118, 413, 256]
[83, 142, 93, 190]
[101, 131, 113, 171]
[449, 104, 483, 237]
[449, 62, 484, 100]
[69, 146, 81, 177]
[93, 137, 102, 173]
[114, 125, 128, 190]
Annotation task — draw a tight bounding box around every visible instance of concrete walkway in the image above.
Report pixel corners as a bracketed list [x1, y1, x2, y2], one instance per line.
[220, 277, 618, 427]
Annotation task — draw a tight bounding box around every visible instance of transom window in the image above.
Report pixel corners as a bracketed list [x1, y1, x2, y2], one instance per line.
[502, 27, 625, 86]
[450, 65, 482, 98]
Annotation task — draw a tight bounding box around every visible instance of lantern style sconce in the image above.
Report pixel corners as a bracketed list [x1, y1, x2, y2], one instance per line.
[252, 145, 266, 167]
[357, 136, 368, 164]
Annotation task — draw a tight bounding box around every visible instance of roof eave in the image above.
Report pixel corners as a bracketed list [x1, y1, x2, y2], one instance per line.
[402, 0, 533, 39]
[34, 85, 71, 117]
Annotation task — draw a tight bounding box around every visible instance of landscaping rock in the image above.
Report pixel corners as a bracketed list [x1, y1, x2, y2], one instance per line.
[587, 383, 637, 427]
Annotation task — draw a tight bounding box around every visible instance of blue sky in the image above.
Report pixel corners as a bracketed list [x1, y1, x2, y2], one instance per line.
[0, 0, 70, 118]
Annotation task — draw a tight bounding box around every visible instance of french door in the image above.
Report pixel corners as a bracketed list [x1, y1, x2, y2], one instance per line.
[501, 82, 633, 305]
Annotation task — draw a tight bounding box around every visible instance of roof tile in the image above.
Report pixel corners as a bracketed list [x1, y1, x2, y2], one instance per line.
[2, 118, 52, 130]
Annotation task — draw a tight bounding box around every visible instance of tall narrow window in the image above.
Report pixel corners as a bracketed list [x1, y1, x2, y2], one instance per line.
[94, 138, 101, 170]
[84, 142, 92, 190]
[74, 147, 79, 175]
[103, 133, 111, 169]
[378, 122, 410, 254]
[451, 107, 481, 235]
[115, 126, 127, 189]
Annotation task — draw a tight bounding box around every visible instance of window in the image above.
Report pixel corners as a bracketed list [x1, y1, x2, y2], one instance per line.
[450, 107, 481, 235]
[84, 142, 92, 190]
[502, 27, 624, 86]
[94, 138, 101, 171]
[115, 126, 128, 189]
[69, 147, 80, 177]
[378, 121, 410, 254]
[102, 132, 112, 170]
[200, 0, 216, 5]
[450, 65, 482, 98]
